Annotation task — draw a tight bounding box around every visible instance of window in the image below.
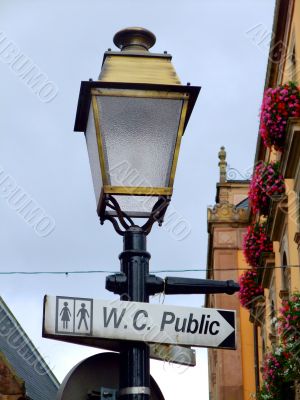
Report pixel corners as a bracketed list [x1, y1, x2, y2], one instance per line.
[286, 31, 298, 84]
[290, 45, 297, 82]
[282, 251, 290, 292]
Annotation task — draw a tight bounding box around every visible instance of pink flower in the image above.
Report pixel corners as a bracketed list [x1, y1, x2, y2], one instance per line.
[248, 161, 285, 215]
[259, 82, 300, 151]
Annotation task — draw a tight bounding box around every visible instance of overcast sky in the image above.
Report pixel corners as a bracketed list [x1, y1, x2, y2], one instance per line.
[0, 1, 275, 398]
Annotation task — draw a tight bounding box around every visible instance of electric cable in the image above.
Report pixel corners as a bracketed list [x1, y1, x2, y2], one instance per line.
[0, 265, 298, 276]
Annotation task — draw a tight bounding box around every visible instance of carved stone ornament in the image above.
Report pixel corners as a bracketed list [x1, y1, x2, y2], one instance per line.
[208, 202, 249, 223]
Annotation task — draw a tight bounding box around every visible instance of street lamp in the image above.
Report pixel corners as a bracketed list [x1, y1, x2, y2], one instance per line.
[74, 27, 200, 232]
[74, 28, 238, 400]
[74, 27, 200, 399]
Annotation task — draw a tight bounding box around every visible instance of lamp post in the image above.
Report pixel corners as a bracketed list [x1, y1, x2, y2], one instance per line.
[74, 27, 199, 399]
[74, 27, 238, 400]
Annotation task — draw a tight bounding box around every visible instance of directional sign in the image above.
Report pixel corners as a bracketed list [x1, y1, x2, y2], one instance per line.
[43, 295, 236, 350]
[43, 296, 196, 366]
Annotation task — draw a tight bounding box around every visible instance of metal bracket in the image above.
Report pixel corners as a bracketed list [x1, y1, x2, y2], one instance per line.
[106, 273, 240, 296]
[87, 387, 118, 399]
[106, 273, 164, 295]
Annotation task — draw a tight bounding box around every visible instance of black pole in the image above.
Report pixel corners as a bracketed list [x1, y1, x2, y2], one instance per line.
[118, 226, 150, 400]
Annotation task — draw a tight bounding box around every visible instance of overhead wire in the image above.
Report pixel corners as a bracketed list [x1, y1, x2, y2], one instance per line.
[0, 265, 298, 276]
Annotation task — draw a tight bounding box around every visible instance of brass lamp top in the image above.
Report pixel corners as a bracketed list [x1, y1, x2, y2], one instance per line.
[74, 27, 200, 134]
[99, 27, 181, 85]
[113, 27, 156, 52]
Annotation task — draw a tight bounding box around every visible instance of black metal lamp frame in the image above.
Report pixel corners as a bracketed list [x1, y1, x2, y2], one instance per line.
[100, 195, 170, 236]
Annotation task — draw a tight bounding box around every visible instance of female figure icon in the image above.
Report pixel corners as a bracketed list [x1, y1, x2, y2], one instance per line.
[60, 302, 71, 329]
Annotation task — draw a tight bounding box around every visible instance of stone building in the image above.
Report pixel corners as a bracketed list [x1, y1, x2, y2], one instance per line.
[249, 0, 300, 397]
[206, 0, 300, 398]
[206, 147, 255, 399]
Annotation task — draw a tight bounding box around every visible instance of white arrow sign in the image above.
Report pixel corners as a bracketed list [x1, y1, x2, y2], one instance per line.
[43, 295, 236, 350]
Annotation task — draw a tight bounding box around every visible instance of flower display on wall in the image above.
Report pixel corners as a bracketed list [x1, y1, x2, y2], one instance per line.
[238, 269, 264, 309]
[242, 222, 273, 269]
[260, 81, 300, 151]
[277, 294, 300, 384]
[278, 293, 300, 355]
[248, 161, 285, 215]
[258, 347, 292, 400]
[258, 293, 300, 399]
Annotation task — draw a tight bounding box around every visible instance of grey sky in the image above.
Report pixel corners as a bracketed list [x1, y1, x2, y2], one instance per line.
[0, 0, 275, 398]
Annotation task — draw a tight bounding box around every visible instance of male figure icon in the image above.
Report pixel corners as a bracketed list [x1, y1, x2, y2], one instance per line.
[77, 303, 90, 330]
[60, 302, 71, 329]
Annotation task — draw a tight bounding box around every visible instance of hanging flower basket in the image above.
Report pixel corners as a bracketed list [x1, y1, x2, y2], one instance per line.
[243, 223, 273, 269]
[260, 81, 300, 151]
[248, 161, 285, 215]
[238, 269, 264, 309]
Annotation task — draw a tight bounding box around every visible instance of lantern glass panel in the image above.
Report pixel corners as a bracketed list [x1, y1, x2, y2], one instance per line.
[96, 94, 183, 189]
[85, 107, 102, 203]
[113, 195, 160, 215]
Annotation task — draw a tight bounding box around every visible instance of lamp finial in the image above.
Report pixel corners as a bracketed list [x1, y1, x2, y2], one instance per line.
[218, 146, 227, 183]
[113, 27, 156, 52]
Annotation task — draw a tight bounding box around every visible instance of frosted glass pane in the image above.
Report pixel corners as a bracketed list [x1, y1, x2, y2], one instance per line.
[96, 95, 183, 188]
[85, 105, 102, 204]
[114, 195, 159, 214]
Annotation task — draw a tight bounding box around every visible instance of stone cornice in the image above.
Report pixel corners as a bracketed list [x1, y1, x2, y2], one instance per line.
[207, 202, 249, 229]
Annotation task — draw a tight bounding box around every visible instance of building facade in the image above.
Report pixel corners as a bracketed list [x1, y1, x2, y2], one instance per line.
[250, 0, 300, 397]
[206, 147, 256, 400]
[206, 1, 300, 398]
